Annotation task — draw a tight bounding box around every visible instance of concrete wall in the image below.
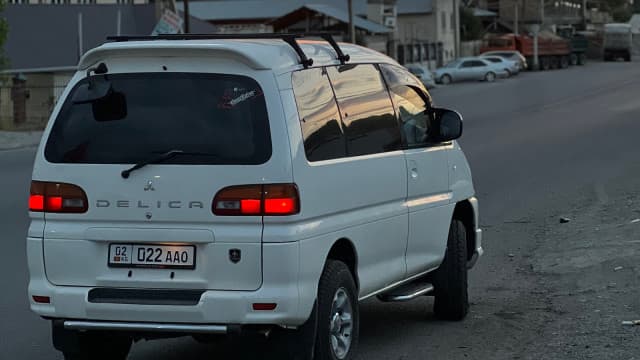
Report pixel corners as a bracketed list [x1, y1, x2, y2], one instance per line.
[0, 71, 73, 130]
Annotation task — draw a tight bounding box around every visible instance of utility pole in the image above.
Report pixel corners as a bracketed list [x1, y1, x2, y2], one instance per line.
[581, 0, 587, 30]
[454, 0, 460, 57]
[348, 0, 356, 43]
[184, 0, 190, 34]
[514, 0, 519, 35]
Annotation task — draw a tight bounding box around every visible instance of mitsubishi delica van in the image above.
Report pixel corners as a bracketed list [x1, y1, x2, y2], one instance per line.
[26, 34, 483, 360]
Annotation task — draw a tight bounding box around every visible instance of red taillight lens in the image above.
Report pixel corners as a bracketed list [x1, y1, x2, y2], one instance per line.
[29, 195, 45, 211]
[29, 181, 88, 213]
[32, 295, 51, 304]
[252, 303, 277, 311]
[213, 184, 299, 216]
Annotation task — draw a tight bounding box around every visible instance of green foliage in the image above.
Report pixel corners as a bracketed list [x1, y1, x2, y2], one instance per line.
[460, 6, 483, 41]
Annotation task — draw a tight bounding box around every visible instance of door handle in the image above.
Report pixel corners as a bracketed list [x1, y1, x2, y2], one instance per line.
[409, 160, 418, 179]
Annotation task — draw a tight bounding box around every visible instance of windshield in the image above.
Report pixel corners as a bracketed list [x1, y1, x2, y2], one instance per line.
[45, 73, 272, 165]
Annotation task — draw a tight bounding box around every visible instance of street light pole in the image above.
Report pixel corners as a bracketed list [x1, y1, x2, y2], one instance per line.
[348, 0, 355, 43]
[514, 0, 519, 36]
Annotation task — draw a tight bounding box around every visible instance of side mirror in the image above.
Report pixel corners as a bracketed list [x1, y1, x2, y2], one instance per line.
[429, 108, 463, 142]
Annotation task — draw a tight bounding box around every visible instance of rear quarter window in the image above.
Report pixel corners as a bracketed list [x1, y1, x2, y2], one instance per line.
[45, 73, 272, 165]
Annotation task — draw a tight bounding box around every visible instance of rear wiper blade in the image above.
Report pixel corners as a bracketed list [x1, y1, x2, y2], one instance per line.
[120, 150, 218, 179]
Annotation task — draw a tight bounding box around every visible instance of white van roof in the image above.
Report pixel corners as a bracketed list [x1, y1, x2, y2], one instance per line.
[78, 38, 399, 73]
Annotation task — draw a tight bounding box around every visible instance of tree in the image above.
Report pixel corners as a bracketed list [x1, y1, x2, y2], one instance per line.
[460, 6, 483, 41]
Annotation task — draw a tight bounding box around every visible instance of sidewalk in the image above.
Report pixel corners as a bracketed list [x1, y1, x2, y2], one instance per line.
[0, 131, 43, 151]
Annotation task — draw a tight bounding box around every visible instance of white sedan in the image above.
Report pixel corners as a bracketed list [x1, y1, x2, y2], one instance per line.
[433, 57, 509, 85]
[481, 56, 520, 76]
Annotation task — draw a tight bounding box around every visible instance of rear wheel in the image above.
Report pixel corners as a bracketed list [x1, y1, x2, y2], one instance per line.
[315, 260, 359, 360]
[578, 53, 586, 65]
[440, 74, 452, 85]
[484, 72, 496, 82]
[432, 219, 469, 321]
[625, 52, 632, 62]
[570, 53, 578, 65]
[560, 56, 569, 69]
[541, 57, 551, 70]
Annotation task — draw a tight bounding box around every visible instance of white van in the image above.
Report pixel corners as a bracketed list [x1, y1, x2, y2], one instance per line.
[27, 34, 482, 360]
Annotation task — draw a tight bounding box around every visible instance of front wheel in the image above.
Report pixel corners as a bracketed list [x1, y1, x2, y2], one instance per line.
[315, 260, 359, 360]
[484, 72, 496, 82]
[432, 219, 469, 321]
[440, 74, 452, 85]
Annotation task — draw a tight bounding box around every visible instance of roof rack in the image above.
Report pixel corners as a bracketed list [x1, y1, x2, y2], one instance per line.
[105, 33, 350, 69]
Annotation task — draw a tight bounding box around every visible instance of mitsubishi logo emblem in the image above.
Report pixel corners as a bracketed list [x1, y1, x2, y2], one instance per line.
[144, 180, 155, 191]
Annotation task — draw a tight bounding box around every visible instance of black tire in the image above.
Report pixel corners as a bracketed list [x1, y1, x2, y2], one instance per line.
[578, 53, 586, 65]
[560, 56, 569, 69]
[432, 219, 469, 321]
[541, 57, 551, 70]
[570, 53, 578, 66]
[440, 74, 452, 85]
[484, 72, 496, 82]
[63, 332, 131, 360]
[505, 69, 512, 77]
[625, 53, 632, 62]
[550, 56, 560, 69]
[315, 260, 359, 360]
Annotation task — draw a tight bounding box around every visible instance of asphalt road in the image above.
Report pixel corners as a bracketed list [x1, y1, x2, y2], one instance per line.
[1, 61, 639, 359]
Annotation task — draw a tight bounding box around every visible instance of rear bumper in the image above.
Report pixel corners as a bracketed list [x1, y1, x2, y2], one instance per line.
[28, 237, 315, 327]
[63, 320, 230, 334]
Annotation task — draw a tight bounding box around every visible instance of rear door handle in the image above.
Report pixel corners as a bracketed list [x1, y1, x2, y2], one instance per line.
[409, 160, 418, 179]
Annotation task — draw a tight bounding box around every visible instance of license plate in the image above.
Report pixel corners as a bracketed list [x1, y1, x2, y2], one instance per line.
[108, 244, 196, 269]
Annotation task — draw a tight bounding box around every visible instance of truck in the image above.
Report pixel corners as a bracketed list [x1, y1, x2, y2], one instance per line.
[557, 25, 589, 65]
[603, 23, 632, 62]
[480, 32, 582, 70]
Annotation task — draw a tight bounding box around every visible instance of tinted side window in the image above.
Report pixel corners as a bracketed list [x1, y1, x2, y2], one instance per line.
[472, 60, 487, 67]
[292, 68, 346, 162]
[461, 61, 474, 68]
[380, 64, 429, 96]
[388, 85, 430, 147]
[327, 64, 401, 157]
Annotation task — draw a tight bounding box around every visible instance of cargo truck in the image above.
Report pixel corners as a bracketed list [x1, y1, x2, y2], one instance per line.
[480, 32, 583, 70]
[603, 23, 632, 62]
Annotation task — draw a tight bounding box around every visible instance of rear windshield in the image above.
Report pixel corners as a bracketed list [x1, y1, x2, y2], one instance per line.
[45, 73, 271, 165]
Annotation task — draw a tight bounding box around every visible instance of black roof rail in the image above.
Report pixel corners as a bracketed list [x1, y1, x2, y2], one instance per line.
[105, 33, 350, 69]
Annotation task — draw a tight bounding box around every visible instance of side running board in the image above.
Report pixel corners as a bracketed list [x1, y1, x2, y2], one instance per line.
[377, 282, 434, 302]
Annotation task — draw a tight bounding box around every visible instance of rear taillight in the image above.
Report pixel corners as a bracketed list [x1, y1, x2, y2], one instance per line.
[29, 181, 88, 213]
[213, 184, 300, 216]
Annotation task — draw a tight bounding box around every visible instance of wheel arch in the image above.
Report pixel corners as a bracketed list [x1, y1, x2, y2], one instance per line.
[452, 200, 476, 263]
[326, 238, 359, 291]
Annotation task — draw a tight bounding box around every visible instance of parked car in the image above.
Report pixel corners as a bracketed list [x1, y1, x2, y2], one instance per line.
[405, 64, 437, 89]
[28, 34, 482, 360]
[481, 55, 520, 76]
[480, 50, 528, 71]
[433, 57, 506, 84]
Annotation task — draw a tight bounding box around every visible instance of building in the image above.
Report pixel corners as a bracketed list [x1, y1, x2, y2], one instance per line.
[0, 4, 216, 130]
[175, 0, 460, 65]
